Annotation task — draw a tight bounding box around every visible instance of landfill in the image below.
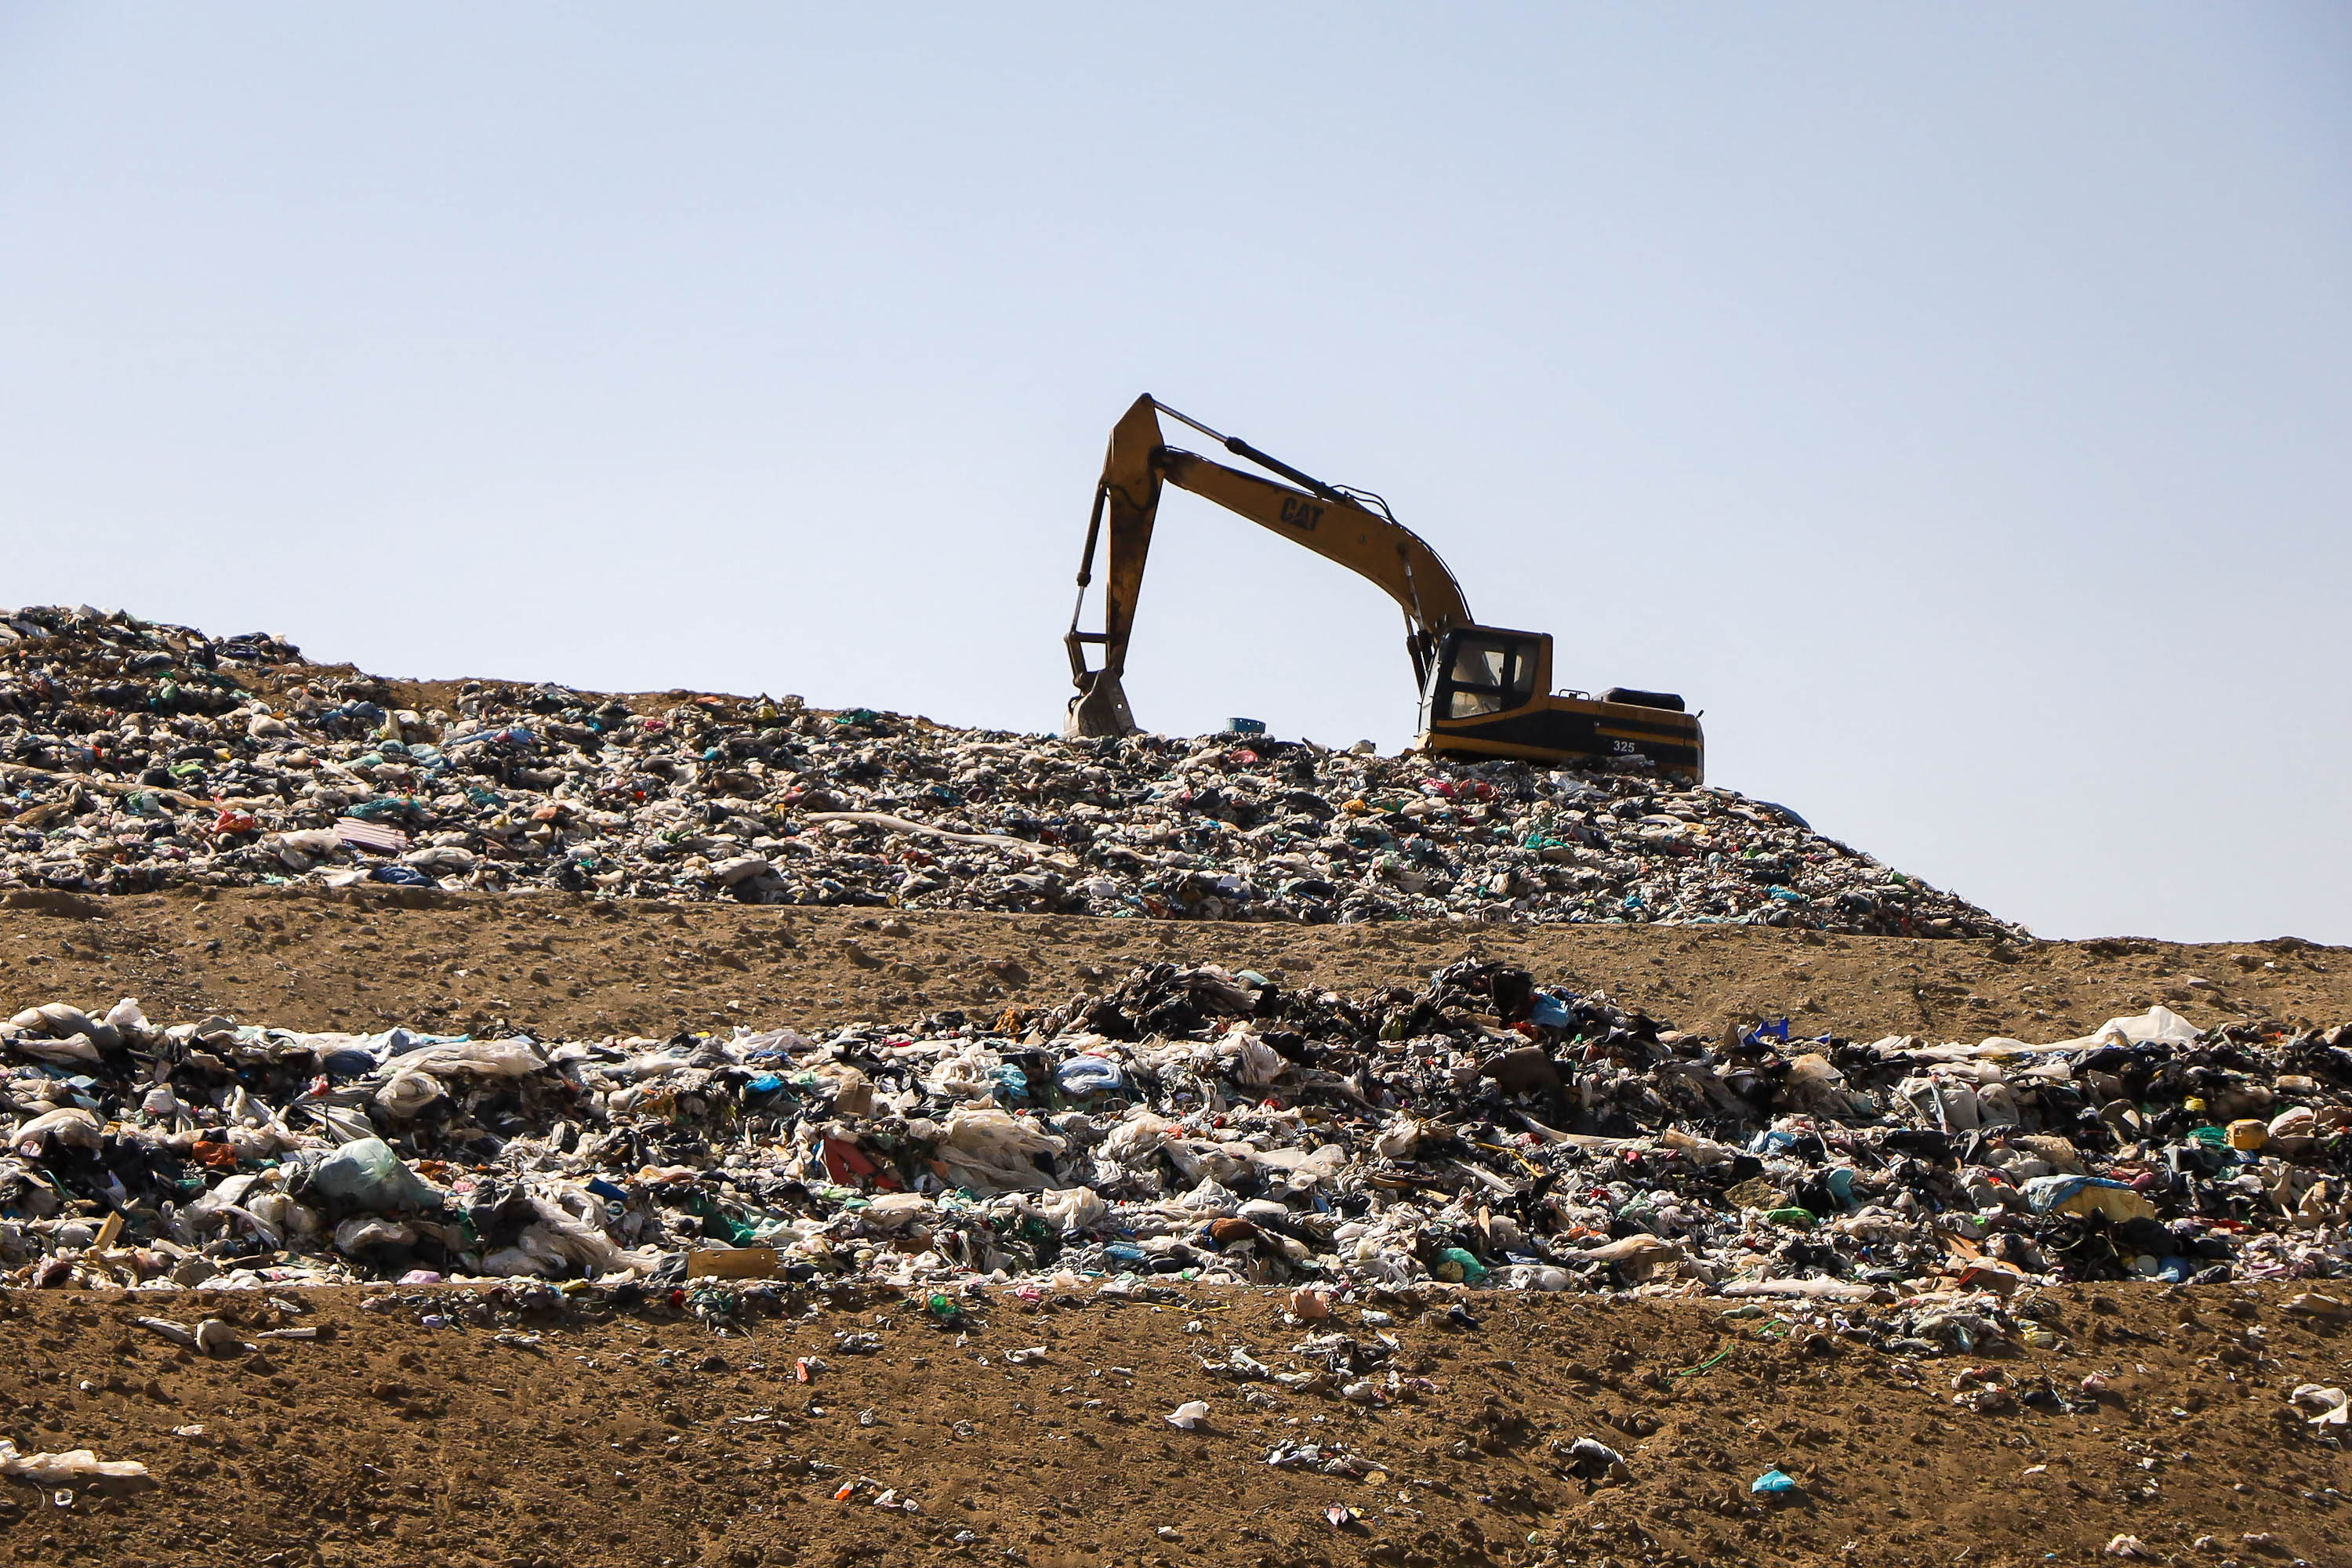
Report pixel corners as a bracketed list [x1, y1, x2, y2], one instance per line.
[4, 606, 2347, 1568]
[5, 954, 2346, 1300]
[0, 604, 2017, 937]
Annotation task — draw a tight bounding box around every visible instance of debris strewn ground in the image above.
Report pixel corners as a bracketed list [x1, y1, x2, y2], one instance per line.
[1, 605, 2012, 935]
[5, 946, 2347, 1296]
[2, 1283, 2346, 1568]
[4, 605, 2347, 1568]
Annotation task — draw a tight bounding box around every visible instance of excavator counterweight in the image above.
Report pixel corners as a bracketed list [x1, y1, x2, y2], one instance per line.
[1063, 396, 1704, 782]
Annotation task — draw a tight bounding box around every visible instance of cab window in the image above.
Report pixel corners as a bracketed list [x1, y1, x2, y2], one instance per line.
[1450, 643, 1508, 688]
[1449, 686, 1504, 717]
[1440, 637, 1532, 718]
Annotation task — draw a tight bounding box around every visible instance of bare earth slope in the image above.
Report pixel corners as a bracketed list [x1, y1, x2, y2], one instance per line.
[8, 1280, 2348, 1568]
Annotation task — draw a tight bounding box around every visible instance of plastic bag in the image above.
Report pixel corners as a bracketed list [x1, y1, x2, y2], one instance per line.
[372, 1069, 445, 1120]
[310, 1137, 444, 1212]
[12, 1107, 103, 1156]
[1055, 1056, 1125, 1097]
[0, 1442, 154, 1488]
[394, 1038, 546, 1079]
[935, 1108, 1065, 1194]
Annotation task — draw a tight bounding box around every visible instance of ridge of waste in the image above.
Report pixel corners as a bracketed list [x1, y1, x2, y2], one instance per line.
[4, 958, 2346, 1298]
[0, 604, 2017, 936]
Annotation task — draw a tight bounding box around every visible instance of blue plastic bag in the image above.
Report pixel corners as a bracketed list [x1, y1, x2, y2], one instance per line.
[1056, 1057, 1125, 1097]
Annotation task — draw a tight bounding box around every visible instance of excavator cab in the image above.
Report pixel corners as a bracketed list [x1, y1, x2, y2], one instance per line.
[1415, 624, 1703, 780]
[1421, 627, 1545, 722]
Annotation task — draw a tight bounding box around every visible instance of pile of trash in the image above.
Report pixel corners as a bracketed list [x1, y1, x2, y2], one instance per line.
[4, 957, 2345, 1296]
[0, 604, 2015, 936]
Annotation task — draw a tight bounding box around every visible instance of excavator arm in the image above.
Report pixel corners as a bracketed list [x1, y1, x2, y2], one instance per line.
[1065, 394, 1473, 737]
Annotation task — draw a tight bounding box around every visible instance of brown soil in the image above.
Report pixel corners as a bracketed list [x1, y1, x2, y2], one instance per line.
[0, 887, 2342, 1047]
[5, 1282, 2346, 1568]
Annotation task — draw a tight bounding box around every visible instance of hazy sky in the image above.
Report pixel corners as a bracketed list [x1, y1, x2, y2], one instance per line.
[4, 6, 2347, 945]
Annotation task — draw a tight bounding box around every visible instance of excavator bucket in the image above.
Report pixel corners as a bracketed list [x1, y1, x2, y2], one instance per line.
[1064, 670, 1135, 739]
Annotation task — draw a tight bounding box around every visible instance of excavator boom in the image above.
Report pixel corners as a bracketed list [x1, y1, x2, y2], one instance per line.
[1155, 451, 1472, 668]
[1066, 395, 1470, 735]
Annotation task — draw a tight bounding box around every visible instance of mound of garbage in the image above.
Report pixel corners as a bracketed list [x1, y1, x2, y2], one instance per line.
[0, 604, 2015, 936]
[5, 957, 2347, 1296]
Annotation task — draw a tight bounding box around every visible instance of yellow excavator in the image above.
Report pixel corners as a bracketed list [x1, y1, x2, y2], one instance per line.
[1063, 395, 1705, 782]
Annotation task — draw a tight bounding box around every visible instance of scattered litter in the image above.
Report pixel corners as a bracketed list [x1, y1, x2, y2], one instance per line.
[1562, 1436, 1630, 1480]
[0, 952, 2344, 1297]
[0, 1441, 154, 1490]
[2290, 1385, 2347, 1426]
[0, 605, 2012, 937]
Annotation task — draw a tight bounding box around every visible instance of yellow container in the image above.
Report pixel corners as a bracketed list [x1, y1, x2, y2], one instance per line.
[2226, 1119, 2268, 1151]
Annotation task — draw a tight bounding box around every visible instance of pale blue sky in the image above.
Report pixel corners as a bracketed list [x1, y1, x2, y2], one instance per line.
[4, 6, 2347, 943]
